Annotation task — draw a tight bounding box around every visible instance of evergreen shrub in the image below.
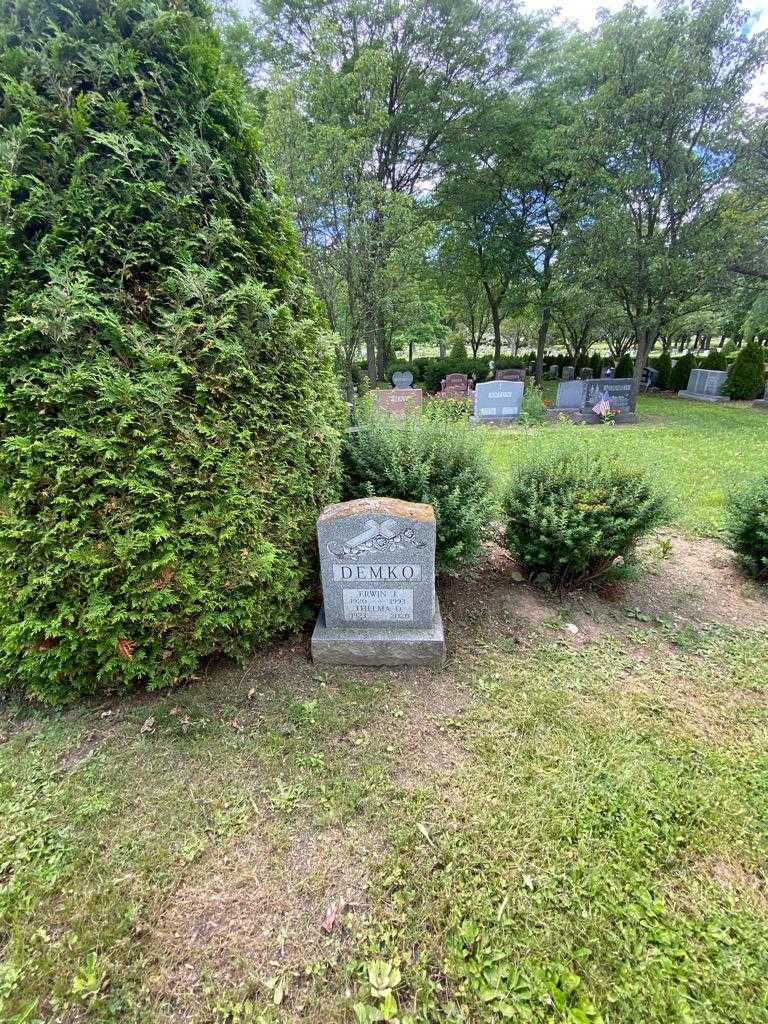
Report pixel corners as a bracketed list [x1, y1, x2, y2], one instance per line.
[702, 349, 727, 371]
[0, 0, 344, 701]
[342, 418, 495, 573]
[655, 350, 673, 389]
[671, 352, 697, 391]
[724, 340, 766, 399]
[614, 353, 635, 378]
[726, 477, 768, 579]
[503, 450, 671, 588]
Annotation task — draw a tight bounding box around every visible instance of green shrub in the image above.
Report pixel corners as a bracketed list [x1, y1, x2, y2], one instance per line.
[423, 397, 473, 423]
[702, 348, 727, 370]
[0, 0, 344, 702]
[671, 352, 697, 391]
[503, 450, 671, 588]
[449, 336, 469, 360]
[589, 352, 604, 377]
[614, 353, 635, 378]
[519, 386, 548, 425]
[726, 476, 768, 579]
[655, 349, 673, 389]
[421, 357, 489, 393]
[342, 418, 495, 573]
[724, 340, 766, 399]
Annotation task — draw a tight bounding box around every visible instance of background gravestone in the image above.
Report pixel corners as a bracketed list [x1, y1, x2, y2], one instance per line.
[753, 385, 768, 411]
[562, 365, 575, 382]
[556, 380, 586, 409]
[678, 368, 730, 403]
[579, 367, 593, 380]
[392, 370, 414, 388]
[548, 364, 559, 379]
[601, 366, 615, 378]
[312, 497, 445, 666]
[374, 388, 422, 416]
[471, 380, 524, 423]
[583, 378, 636, 420]
[496, 368, 526, 382]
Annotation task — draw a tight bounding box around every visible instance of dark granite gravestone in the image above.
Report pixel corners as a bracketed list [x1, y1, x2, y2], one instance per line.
[373, 388, 422, 417]
[579, 367, 593, 380]
[678, 368, 730, 403]
[754, 385, 768, 412]
[528, 361, 536, 374]
[555, 380, 586, 409]
[311, 497, 445, 666]
[471, 380, 524, 423]
[562, 365, 575, 382]
[583, 378, 636, 420]
[392, 370, 414, 388]
[548, 364, 559, 379]
[444, 372, 469, 392]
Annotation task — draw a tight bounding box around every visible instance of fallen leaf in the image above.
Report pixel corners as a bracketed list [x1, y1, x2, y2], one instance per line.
[140, 716, 155, 735]
[321, 899, 347, 933]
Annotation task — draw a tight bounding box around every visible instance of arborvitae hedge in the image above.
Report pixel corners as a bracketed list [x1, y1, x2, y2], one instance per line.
[671, 352, 696, 391]
[655, 349, 673, 390]
[614, 354, 634, 378]
[0, 0, 344, 701]
[724, 340, 766, 399]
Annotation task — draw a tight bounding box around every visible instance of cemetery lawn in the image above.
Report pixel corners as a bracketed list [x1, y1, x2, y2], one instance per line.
[2, 399, 768, 1023]
[488, 393, 768, 537]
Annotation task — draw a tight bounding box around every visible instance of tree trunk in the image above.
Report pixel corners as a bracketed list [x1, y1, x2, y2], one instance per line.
[632, 326, 657, 396]
[483, 282, 502, 361]
[535, 307, 551, 387]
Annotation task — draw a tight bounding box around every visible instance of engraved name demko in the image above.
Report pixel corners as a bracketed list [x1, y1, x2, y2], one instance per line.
[332, 563, 422, 582]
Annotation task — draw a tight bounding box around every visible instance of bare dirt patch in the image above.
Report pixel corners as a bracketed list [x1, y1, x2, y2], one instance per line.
[670, 854, 768, 916]
[147, 821, 380, 1020]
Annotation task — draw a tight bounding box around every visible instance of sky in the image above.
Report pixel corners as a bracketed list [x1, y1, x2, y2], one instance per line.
[524, 1, 766, 103]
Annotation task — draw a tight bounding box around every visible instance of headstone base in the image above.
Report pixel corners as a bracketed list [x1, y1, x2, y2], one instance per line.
[469, 415, 520, 426]
[753, 399, 768, 412]
[547, 409, 638, 425]
[311, 600, 445, 667]
[678, 390, 730, 403]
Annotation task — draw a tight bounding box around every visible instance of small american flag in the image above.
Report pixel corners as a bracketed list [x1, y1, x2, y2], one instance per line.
[592, 397, 611, 418]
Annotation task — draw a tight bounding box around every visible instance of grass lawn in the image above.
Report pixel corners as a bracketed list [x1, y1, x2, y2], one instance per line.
[485, 393, 768, 537]
[2, 399, 768, 1023]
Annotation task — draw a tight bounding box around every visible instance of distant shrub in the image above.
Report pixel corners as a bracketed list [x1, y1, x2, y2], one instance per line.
[589, 352, 604, 377]
[724, 340, 765, 399]
[614, 353, 635, 378]
[449, 336, 469, 360]
[726, 476, 768, 579]
[421, 357, 489, 393]
[655, 350, 673, 390]
[702, 349, 727, 371]
[423, 397, 473, 423]
[671, 352, 697, 391]
[519, 386, 548, 425]
[343, 417, 495, 573]
[503, 449, 671, 588]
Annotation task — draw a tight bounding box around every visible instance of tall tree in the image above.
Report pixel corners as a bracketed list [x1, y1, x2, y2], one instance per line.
[575, 0, 766, 392]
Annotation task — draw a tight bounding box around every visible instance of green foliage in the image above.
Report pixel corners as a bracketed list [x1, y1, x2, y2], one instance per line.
[655, 349, 673, 389]
[671, 352, 697, 391]
[342, 417, 495, 573]
[614, 353, 635, 378]
[0, 0, 344, 702]
[423, 397, 472, 423]
[421, 357, 489, 393]
[448, 336, 469, 360]
[519, 385, 548, 425]
[726, 475, 768, 579]
[724, 340, 766, 399]
[503, 449, 671, 587]
[702, 348, 728, 370]
[589, 351, 604, 377]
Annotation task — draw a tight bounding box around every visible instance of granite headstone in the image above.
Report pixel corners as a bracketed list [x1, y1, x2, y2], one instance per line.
[374, 388, 423, 417]
[579, 367, 593, 380]
[555, 380, 587, 409]
[562, 365, 575, 382]
[678, 368, 730, 403]
[311, 497, 445, 666]
[472, 380, 524, 423]
[583, 378, 636, 418]
[496, 368, 526, 382]
[753, 384, 768, 412]
[392, 370, 414, 388]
